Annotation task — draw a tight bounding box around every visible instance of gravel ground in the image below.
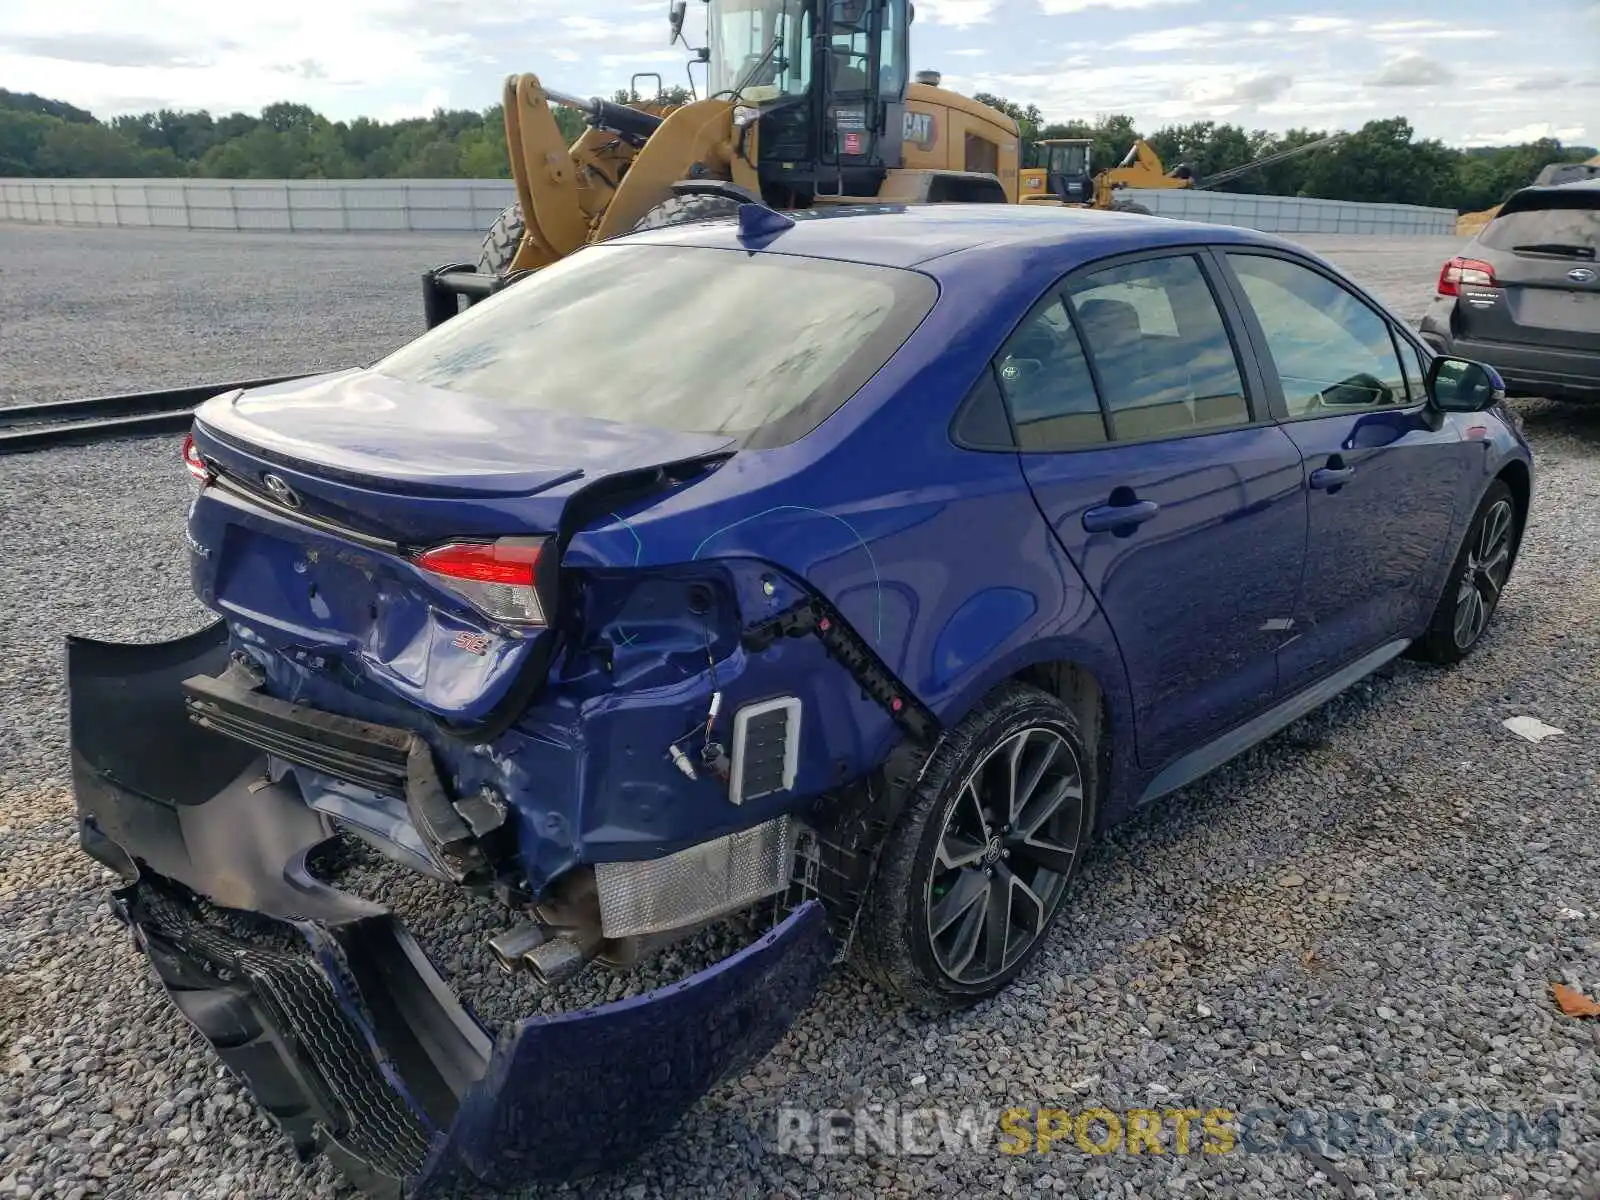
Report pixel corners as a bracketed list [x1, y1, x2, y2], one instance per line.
[1, 224, 1596, 1200]
[0, 225, 475, 407]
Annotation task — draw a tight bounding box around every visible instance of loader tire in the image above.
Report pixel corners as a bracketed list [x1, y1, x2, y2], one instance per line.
[631, 193, 742, 232]
[477, 203, 526, 274]
[1113, 201, 1153, 215]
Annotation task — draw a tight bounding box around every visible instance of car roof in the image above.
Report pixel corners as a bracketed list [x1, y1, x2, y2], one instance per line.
[618, 201, 1295, 271]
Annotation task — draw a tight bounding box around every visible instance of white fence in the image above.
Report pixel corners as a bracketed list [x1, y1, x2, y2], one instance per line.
[0, 178, 518, 233]
[0, 176, 1459, 237]
[1124, 187, 1458, 236]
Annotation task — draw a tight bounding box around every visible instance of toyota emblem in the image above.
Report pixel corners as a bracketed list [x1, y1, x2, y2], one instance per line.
[262, 473, 302, 509]
[1569, 267, 1597, 284]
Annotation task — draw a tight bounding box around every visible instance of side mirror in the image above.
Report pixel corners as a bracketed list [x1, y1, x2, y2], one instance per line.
[669, 0, 687, 44]
[1426, 355, 1506, 413]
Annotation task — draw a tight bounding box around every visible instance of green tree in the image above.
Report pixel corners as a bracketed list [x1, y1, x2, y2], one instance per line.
[0, 109, 55, 175]
[31, 121, 182, 176]
[1301, 117, 1456, 207]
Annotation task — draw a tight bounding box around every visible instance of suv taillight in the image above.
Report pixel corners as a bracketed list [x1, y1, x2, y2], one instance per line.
[414, 538, 548, 626]
[1437, 256, 1497, 297]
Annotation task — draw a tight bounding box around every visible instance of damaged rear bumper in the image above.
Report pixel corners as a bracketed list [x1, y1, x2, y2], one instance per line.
[67, 623, 833, 1196]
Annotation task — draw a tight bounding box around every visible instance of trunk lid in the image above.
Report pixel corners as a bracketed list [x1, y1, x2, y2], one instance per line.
[185, 370, 735, 723]
[1461, 186, 1600, 353]
[191, 370, 736, 542]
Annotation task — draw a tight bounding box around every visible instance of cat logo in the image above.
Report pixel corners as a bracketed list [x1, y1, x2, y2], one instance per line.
[903, 111, 938, 151]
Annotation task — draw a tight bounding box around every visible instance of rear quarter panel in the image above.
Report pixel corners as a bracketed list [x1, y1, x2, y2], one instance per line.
[563, 240, 1158, 806]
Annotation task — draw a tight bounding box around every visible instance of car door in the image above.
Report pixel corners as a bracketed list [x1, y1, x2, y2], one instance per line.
[1002, 249, 1308, 769]
[1214, 249, 1473, 694]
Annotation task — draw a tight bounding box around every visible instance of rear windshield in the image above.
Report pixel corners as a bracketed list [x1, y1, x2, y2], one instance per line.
[1481, 191, 1600, 258]
[376, 244, 937, 447]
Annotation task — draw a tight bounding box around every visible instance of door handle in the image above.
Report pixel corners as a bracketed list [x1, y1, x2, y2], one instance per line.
[1083, 499, 1161, 534]
[1310, 459, 1356, 490]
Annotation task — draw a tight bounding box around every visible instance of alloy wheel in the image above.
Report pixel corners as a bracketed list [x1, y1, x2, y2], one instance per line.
[1453, 498, 1514, 650]
[925, 727, 1085, 985]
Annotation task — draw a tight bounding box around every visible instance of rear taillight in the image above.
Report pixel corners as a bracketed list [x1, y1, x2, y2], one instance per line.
[415, 538, 547, 626]
[181, 433, 210, 482]
[1437, 256, 1497, 297]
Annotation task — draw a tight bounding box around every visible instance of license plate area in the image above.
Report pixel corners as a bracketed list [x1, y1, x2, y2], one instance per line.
[217, 523, 401, 646]
[1511, 287, 1600, 336]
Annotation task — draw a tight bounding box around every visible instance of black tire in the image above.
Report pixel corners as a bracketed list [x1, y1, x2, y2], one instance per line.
[1408, 479, 1519, 665]
[1113, 201, 1153, 215]
[631, 193, 742, 232]
[852, 682, 1095, 1011]
[477, 203, 525, 274]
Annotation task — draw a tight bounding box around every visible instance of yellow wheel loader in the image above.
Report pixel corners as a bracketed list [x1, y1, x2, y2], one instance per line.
[1020, 138, 1195, 214]
[1018, 132, 1346, 216]
[423, 0, 1024, 327]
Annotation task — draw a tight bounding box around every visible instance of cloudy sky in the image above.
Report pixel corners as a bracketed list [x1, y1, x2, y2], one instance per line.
[0, 0, 1594, 146]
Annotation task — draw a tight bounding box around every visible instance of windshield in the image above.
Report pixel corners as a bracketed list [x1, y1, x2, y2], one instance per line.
[1048, 144, 1090, 175]
[709, 0, 810, 102]
[375, 245, 937, 446]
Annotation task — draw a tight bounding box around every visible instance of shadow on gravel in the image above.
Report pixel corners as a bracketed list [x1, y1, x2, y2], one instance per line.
[1031, 642, 1517, 988]
[1512, 397, 1600, 448]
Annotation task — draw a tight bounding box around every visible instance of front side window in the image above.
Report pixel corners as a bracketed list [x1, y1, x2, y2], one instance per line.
[1066, 255, 1249, 441]
[377, 245, 936, 446]
[1226, 253, 1408, 417]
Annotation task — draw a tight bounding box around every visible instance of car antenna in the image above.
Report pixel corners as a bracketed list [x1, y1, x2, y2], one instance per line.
[737, 202, 796, 241]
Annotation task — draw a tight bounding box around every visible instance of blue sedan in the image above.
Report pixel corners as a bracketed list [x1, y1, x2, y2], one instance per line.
[68, 202, 1532, 1194]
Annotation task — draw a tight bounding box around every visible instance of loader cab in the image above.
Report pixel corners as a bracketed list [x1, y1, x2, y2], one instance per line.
[1038, 138, 1095, 204]
[705, 0, 912, 205]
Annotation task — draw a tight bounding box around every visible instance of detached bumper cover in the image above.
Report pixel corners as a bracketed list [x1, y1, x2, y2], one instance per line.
[68, 623, 833, 1197]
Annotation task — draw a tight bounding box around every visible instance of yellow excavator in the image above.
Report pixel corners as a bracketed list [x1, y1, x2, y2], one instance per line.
[1019, 131, 1346, 214]
[424, 0, 1025, 326]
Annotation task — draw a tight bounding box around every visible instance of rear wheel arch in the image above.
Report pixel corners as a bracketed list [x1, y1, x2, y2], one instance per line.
[928, 650, 1128, 825]
[1011, 660, 1113, 826]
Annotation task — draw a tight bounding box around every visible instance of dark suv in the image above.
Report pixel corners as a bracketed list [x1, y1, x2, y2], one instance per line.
[1421, 180, 1600, 401]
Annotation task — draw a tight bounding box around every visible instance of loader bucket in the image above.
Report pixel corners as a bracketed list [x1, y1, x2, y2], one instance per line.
[68, 623, 833, 1197]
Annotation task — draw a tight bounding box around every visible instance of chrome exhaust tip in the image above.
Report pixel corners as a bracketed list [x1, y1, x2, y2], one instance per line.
[524, 936, 592, 987]
[489, 921, 602, 984]
[488, 923, 550, 976]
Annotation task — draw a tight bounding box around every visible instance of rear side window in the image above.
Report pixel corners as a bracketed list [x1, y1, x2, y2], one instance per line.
[1065, 255, 1249, 441]
[995, 296, 1107, 451]
[375, 244, 937, 447]
[1480, 192, 1599, 258]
